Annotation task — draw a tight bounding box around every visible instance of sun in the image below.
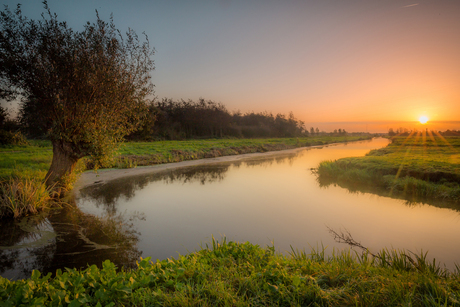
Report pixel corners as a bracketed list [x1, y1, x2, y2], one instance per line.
[419, 115, 429, 124]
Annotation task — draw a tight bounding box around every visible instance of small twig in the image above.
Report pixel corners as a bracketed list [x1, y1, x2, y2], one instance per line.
[326, 226, 379, 259]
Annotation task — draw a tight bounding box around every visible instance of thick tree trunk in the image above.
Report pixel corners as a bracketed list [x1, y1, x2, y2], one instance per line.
[45, 140, 80, 189]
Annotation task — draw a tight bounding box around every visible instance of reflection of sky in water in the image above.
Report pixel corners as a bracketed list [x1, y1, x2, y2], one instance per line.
[77, 138, 460, 270]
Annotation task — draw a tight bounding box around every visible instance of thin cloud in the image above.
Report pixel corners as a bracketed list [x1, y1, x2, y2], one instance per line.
[402, 3, 419, 8]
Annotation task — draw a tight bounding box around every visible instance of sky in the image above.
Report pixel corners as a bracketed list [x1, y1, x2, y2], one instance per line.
[1, 0, 459, 132]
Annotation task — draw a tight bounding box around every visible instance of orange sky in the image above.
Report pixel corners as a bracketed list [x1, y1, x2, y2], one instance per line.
[1, 1, 459, 132]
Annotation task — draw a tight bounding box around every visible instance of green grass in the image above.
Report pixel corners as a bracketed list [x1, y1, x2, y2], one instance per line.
[0, 178, 54, 219]
[0, 140, 52, 180]
[1, 237, 459, 306]
[106, 136, 372, 168]
[316, 133, 460, 202]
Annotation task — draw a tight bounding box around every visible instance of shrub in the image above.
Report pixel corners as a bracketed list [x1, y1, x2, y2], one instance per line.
[0, 130, 29, 146]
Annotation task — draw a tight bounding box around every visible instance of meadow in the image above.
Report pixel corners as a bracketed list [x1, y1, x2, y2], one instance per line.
[317, 133, 460, 202]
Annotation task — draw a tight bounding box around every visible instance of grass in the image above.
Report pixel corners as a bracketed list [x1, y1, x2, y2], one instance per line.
[1, 237, 459, 306]
[0, 178, 54, 219]
[316, 132, 460, 202]
[98, 135, 373, 169]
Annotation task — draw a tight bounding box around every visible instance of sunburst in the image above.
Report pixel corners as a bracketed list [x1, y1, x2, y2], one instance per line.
[419, 116, 429, 124]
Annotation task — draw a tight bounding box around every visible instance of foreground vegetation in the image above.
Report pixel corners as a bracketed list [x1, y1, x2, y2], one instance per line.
[1, 238, 459, 306]
[0, 135, 371, 218]
[317, 133, 460, 202]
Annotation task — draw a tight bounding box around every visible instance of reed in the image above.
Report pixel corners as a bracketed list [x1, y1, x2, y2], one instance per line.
[0, 178, 53, 218]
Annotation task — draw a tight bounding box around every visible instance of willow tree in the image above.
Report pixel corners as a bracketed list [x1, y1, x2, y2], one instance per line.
[0, 3, 155, 187]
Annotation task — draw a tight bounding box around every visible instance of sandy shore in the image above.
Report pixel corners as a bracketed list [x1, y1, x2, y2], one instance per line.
[74, 146, 312, 191]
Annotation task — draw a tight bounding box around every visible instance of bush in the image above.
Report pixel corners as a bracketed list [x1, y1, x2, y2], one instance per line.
[0, 130, 29, 146]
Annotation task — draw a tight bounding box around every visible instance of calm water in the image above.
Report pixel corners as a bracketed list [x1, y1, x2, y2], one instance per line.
[2, 138, 460, 280]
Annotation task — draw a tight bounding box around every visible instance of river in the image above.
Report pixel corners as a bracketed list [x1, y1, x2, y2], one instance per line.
[2, 137, 460, 280]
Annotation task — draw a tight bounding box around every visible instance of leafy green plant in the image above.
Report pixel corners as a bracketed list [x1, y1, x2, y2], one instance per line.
[1, 238, 459, 306]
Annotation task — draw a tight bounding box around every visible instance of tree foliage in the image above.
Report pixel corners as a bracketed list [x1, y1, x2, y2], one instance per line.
[140, 98, 306, 140]
[0, 2, 155, 186]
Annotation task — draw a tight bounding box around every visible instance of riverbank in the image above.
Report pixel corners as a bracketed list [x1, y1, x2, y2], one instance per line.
[1, 238, 459, 306]
[316, 134, 460, 202]
[1, 135, 372, 218]
[75, 137, 371, 190]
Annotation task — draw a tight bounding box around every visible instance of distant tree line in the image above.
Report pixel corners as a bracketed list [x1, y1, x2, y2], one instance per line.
[129, 98, 309, 140]
[438, 130, 460, 136]
[388, 127, 460, 137]
[1, 99, 355, 144]
[388, 128, 410, 136]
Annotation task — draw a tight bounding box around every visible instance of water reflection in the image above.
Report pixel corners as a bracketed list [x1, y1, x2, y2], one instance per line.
[0, 203, 143, 280]
[317, 175, 460, 212]
[0, 214, 56, 280]
[78, 154, 300, 213]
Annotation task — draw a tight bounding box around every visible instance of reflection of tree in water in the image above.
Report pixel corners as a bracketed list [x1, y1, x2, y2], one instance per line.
[242, 152, 301, 168]
[78, 152, 305, 214]
[79, 165, 231, 212]
[0, 202, 143, 280]
[46, 202, 143, 273]
[0, 214, 56, 280]
[163, 166, 229, 185]
[316, 175, 460, 212]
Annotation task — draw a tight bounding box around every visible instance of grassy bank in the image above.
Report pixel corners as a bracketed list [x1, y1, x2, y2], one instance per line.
[0, 136, 370, 218]
[1, 238, 459, 306]
[88, 136, 373, 170]
[317, 133, 460, 202]
[0, 136, 371, 180]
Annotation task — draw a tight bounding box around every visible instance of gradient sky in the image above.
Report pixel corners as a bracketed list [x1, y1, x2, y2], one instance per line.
[1, 0, 459, 132]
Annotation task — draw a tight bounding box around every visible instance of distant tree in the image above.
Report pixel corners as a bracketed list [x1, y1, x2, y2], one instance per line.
[388, 128, 396, 136]
[310, 127, 315, 135]
[315, 127, 320, 135]
[0, 3, 155, 187]
[0, 105, 7, 128]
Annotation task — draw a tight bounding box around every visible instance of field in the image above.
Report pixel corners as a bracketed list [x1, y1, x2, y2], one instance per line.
[317, 133, 460, 202]
[1, 237, 459, 306]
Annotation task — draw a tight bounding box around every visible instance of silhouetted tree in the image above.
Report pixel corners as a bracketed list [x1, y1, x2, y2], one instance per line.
[388, 128, 396, 136]
[0, 105, 7, 128]
[0, 3, 154, 187]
